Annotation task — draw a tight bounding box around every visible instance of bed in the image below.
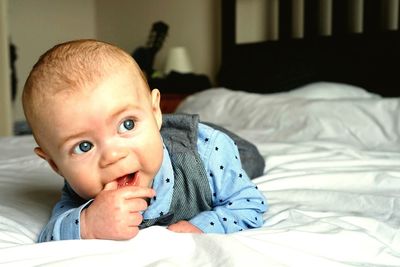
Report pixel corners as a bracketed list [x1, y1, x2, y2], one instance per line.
[1, 0, 400, 266]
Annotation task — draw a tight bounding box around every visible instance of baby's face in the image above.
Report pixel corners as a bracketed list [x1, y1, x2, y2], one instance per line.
[36, 67, 163, 199]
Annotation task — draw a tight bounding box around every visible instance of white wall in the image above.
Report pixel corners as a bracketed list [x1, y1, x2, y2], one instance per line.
[237, 0, 268, 43]
[9, 0, 97, 122]
[95, 0, 220, 81]
[0, 0, 12, 136]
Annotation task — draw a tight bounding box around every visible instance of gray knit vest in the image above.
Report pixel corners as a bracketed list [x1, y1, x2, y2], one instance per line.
[140, 114, 212, 228]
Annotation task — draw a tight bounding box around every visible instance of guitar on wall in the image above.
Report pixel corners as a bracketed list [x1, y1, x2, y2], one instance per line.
[132, 21, 169, 79]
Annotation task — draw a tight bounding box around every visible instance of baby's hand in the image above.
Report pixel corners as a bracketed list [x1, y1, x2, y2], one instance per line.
[80, 186, 155, 240]
[167, 220, 203, 234]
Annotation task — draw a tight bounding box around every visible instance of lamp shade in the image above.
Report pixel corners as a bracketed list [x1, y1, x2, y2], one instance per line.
[164, 46, 193, 74]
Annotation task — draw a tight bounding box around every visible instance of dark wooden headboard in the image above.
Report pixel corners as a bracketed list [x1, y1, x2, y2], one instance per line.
[218, 0, 400, 97]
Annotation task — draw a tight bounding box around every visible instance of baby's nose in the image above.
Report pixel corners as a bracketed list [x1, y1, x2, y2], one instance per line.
[100, 145, 129, 168]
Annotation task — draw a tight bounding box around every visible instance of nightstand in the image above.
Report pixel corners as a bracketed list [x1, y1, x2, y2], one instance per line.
[149, 71, 212, 114]
[160, 93, 190, 113]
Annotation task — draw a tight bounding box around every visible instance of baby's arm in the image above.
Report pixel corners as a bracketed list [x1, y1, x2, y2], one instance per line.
[38, 182, 88, 242]
[190, 130, 267, 233]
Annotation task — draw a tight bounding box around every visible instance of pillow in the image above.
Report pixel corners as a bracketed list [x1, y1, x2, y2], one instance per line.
[177, 86, 399, 150]
[287, 82, 380, 99]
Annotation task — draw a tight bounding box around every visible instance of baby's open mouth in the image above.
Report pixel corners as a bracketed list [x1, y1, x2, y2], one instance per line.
[116, 172, 138, 188]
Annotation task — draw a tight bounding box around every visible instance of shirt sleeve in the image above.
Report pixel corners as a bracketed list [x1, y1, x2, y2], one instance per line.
[190, 125, 268, 233]
[37, 181, 91, 242]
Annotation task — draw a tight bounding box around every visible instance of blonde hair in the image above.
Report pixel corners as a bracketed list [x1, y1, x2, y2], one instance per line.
[22, 39, 145, 136]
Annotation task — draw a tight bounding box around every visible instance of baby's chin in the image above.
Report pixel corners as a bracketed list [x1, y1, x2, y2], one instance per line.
[71, 182, 113, 200]
[74, 189, 98, 200]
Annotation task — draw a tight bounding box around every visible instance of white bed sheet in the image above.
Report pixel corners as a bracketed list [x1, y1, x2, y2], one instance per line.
[1, 83, 400, 266]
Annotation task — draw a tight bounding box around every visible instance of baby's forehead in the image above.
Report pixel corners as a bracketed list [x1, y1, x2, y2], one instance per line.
[55, 63, 149, 102]
[57, 56, 142, 88]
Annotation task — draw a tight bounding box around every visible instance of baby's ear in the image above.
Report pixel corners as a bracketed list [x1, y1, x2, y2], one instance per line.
[34, 147, 47, 160]
[151, 88, 162, 129]
[34, 147, 60, 175]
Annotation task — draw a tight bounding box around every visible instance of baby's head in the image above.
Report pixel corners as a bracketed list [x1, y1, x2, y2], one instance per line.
[22, 39, 164, 199]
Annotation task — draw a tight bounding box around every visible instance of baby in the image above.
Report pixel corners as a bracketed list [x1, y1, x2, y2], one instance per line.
[22, 39, 267, 242]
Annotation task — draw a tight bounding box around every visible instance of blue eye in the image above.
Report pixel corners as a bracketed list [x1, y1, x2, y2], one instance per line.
[73, 141, 93, 154]
[119, 119, 135, 133]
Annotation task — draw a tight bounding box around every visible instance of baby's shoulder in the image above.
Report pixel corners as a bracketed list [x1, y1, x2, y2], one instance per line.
[196, 123, 237, 161]
[197, 123, 235, 145]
